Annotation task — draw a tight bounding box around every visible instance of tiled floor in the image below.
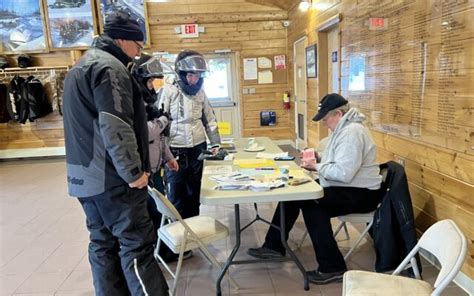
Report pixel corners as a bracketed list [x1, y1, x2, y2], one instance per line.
[0, 157, 469, 296]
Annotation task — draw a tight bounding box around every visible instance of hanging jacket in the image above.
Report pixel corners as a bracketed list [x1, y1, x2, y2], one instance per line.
[371, 161, 420, 273]
[7, 75, 27, 122]
[0, 83, 11, 123]
[23, 75, 52, 121]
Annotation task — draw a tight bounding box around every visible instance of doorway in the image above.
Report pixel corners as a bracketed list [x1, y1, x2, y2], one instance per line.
[317, 15, 341, 139]
[293, 36, 308, 150]
[203, 52, 241, 139]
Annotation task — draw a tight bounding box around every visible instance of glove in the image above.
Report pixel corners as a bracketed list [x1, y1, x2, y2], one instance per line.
[156, 103, 170, 121]
[145, 104, 160, 121]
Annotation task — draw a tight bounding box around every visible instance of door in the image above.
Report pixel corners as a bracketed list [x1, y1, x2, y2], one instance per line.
[327, 27, 340, 94]
[203, 53, 241, 139]
[293, 37, 308, 150]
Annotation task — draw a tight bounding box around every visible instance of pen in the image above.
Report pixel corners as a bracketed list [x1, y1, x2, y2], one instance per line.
[255, 167, 275, 170]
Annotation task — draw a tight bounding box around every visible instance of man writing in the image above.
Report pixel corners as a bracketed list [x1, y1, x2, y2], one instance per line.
[63, 12, 168, 295]
[247, 93, 382, 284]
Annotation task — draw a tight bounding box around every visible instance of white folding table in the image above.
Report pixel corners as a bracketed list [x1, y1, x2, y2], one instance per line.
[200, 137, 324, 295]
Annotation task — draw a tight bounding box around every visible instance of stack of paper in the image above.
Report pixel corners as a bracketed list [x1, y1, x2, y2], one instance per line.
[255, 152, 288, 159]
[213, 180, 286, 192]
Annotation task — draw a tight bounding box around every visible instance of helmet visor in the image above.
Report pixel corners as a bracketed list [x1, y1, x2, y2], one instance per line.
[138, 56, 164, 78]
[176, 55, 208, 72]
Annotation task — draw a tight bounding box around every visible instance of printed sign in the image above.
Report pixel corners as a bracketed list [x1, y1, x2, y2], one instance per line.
[181, 24, 199, 38]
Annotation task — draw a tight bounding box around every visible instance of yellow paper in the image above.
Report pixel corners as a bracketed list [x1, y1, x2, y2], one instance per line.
[289, 168, 307, 179]
[234, 159, 275, 168]
[217, 122, 231, 135]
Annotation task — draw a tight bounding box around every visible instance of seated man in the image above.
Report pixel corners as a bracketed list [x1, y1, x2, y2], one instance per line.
[247, 93, 383, 284]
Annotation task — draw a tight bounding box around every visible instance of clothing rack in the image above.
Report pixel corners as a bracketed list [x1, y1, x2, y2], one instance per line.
[0, 66, 70, 159]
[0, 66, 69, 80]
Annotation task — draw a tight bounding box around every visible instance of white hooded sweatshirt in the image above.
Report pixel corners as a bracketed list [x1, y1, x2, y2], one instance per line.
[316, 108, 382, 190]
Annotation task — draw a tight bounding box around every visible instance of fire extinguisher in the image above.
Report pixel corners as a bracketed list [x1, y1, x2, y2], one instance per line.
[283, 91, 291, 110]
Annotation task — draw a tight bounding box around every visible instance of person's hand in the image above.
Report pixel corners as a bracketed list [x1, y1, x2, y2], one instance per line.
[166, 158, 179, 171]
[300, 158, 317, 171]
[129, 173, 149, 189]
[210, 146, 220, 155]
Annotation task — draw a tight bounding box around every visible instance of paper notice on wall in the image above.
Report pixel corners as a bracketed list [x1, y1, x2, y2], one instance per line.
[243, 58, 258, 80]
[258, 71, 273, 84]
[274, 55, 286, 70]
[217, 122, 231, 135]
[257, 57, 272, 68]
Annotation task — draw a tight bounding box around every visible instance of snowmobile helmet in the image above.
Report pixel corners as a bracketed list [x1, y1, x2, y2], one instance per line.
[18, 54, 32, 68]
[175, 50, 208, 74]
[134, 54, 164, 79]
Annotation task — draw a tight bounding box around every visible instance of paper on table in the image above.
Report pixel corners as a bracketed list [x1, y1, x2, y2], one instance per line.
[203, 165, 233, 175]
[289, 168, 308, 179]
[234, 159, 275, 168]
[255, 152, 288, 159]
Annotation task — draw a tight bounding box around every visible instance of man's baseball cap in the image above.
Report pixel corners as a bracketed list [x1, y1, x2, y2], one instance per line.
[312, 93, 348, 121]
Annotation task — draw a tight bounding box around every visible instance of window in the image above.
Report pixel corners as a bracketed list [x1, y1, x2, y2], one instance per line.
[204, 55, 235, 107]
[156, 53, 236, 107]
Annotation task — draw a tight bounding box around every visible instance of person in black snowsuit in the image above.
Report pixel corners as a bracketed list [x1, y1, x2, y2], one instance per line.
[62, 12, 168, 296]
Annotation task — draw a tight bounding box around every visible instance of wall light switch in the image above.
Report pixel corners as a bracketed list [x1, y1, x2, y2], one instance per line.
[249, 88, 256, 94]
[242, 88, 249, 94]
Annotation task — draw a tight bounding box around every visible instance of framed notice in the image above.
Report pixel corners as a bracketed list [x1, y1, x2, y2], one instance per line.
[305, 44, 317, 78]
[97, 0, 151, 47]
[44, 0, 97, 50]
[0, 0, 49, 53]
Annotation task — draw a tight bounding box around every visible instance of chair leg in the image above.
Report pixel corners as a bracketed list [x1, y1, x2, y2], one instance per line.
[170, 236, 188, 296]
[295, 230, 308, 250]
[196, 242, 239, 290]
[343, 219, 374, 260]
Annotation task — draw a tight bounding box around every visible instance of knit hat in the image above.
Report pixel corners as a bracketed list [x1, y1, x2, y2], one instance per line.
[312, 93, 348, 121]
[104, 11, 144, 41]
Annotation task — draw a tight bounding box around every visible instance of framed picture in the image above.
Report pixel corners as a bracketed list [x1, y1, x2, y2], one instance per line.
[97, 0, 151, 47]
[44, 0, 97, 50]
[0, 0, 49, 53]
[305, 44, 317, 78]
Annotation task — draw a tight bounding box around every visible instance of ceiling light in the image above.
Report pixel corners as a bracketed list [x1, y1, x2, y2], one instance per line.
[299, 0, 310, 12]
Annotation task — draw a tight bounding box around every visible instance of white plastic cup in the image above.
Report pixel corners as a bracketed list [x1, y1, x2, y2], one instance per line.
[246, 138, 255, 148]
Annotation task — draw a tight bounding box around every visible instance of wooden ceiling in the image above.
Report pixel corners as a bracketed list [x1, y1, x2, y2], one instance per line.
[245, 0, 299, 11]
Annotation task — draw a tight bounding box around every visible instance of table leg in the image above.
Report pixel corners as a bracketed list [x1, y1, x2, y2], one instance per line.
[216, 204, 241, 296]
[279, 202, 309, 291]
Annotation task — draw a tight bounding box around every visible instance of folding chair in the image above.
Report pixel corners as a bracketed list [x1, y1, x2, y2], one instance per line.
[147, 186, 239, 296]
[343, 219, 468, 296]
[295, 168, 388, 260]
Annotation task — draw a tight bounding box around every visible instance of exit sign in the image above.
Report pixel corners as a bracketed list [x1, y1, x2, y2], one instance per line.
[181, 24, 199, 38]
[369, 17, 388, 30]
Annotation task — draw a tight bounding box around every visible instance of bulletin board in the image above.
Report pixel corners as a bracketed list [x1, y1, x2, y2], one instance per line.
[242, 55, 287, 85]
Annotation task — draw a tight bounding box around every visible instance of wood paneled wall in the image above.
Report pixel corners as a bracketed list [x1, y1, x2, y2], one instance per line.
[286, 0, 473, 278]
[147, 0, 291, 139]
[0, 0, 293, 151]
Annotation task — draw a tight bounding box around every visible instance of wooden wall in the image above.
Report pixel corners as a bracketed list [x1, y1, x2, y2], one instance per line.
[0, 0, 293, 151]
[286, 0, 474, 278]
[147, 0, 292, 139]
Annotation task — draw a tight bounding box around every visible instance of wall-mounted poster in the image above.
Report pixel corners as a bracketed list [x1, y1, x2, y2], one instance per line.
[0, 0, 48, 53]
[44, 0, 97, 50]
[98, 0, 150, 46]
[306, 44, 317, 78]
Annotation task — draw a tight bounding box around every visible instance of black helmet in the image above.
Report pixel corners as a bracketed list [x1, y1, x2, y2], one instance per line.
[18, 54, 32, 68]
[133, 54, 164, 79]
[0, 56, 8, 69]
[175, 50, 208, 73]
